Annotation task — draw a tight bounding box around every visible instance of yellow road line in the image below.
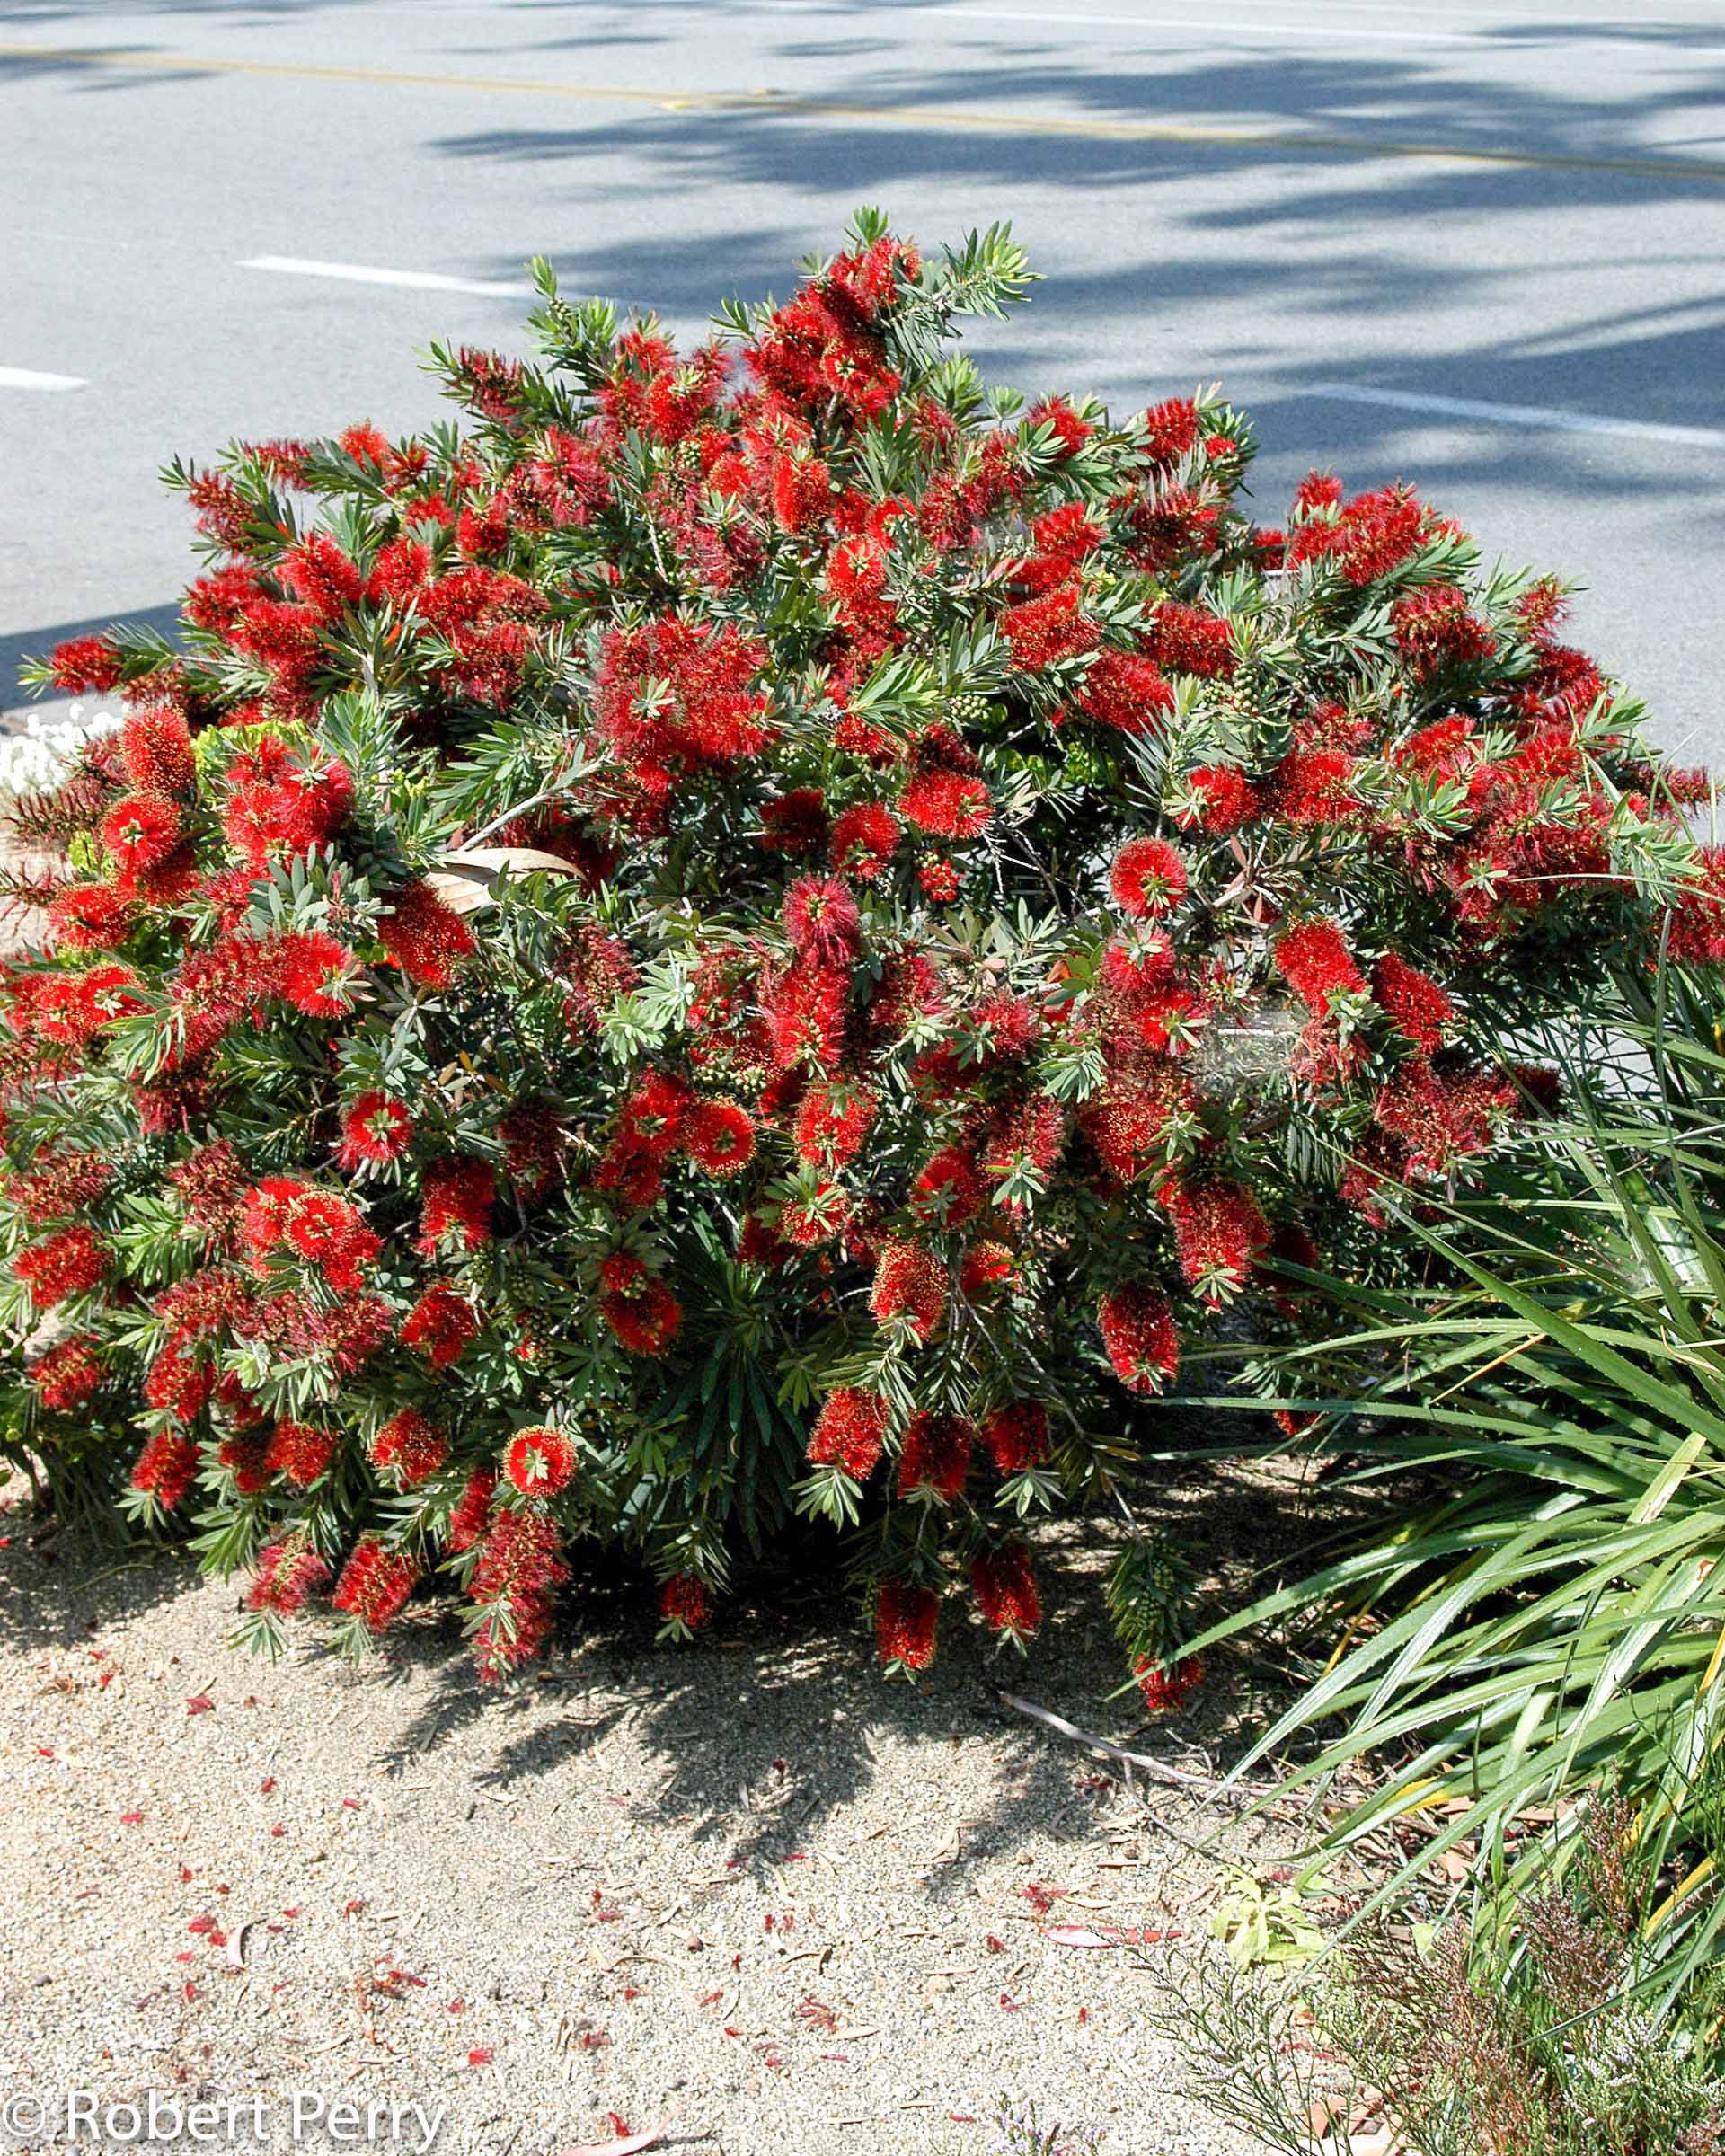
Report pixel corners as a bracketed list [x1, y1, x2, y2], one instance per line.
[9, 40, 1725, 185]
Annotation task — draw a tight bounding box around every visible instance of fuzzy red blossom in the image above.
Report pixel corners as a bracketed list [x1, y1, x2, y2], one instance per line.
[469, 1507, 570, 1681]
[761, 964, 849, 1072]
[331, 1538, 420, 1634]
[416, 1157, 495, 1258]
[595, 616, 771, 777]
[1135, 1655, 1203, 1712]
[401, 1285, 480, 1369]
[900, 769, 992, 839]
[684, 1099, 756, 1176]
[1375, 1057, 1515, 1176]
[102, 793, 182, 878]
[1099, 1283, 1180, 1394]
[898, 1411, 974, 1500]
[30, 1335, 104, 1411]
[597, 1252, 683, 1356]
[910, 1146, 986, 1230]
[783, 875, 862, 967]
[980, 1401, 1050, 1475]
[370, 1409, 448, 1488]
[869, 1239, 947, 1340]
[13, 1226, 105, 1308]
[244, 1178, 379, 1291]
[280, 532, 365, 622]
[1142, 602, 1234, 678]
[1177, 764, 1261, 835]
[1372, 951, 1454, 1051]
[1027, 397, 1092, 456]
[1074, 648, 1173, 737]
[377, 881, 476, 989]
[337, 1091, 413, 1169]
[1274, 918, 1365, 1018]
[48, 634, 125, 694]
[1163, 1178, 1269, 1303]
[504, 1423, 579, 1498]
[875, 1577, 940, 1672]
[970, 1542, 1040, 1641]
[793, 1082, 877, 1166]
[1000, 586, 1100, 673]
[1110, 836, 1189, 919]
[806, 1386, 889, 1479]
[129, 1430, 199, 1512]
[273, 932, 358, 1017]
[828, 802, 900, 881]
[119, 705, 194, 794]
[446, 1469, 498, 1555]
[10, 1149, 116, 1225]
[1140, 396, 1201, 464]
[263, 1418, 338, 1487]
[47, 882, 138, 953]
[246, 1540, 331, 1616]
[1287, 482, 1427, 585]
[1391, 585, 1496, 678]
[659, 1574, 712, 1634]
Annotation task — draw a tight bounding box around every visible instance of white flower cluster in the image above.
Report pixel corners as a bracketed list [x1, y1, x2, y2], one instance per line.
[0, 702, 122, 798]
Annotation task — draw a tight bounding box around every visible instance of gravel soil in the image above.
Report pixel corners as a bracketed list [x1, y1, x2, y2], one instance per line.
[0, 1514, 1290, 2156]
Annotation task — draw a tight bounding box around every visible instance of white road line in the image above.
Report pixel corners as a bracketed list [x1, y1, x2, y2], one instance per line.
[0, 366, 86, 391]
[1305, 382, 1725, 451]
[241, 256, 534, 298]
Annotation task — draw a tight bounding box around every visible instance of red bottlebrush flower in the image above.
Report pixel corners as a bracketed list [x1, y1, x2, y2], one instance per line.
[910, 1145, 986, 1230]
[1027, 396, 1092, 456]
[917, 856, 961, 902]
[48, 633, 124, 694]
[102, 792, 182, 877]
[684, 1099, 756, 1176]
[1142, 601, 1234, 679]
[1273, 743, 1358, 827]
[30, 1334, 104, 1411]
[218, 1432, 272, 1494]
[340, 421, 391, 467]
[1163, 1179, 1269, 1304]
[1098, 1283, 1180, 1394]
[759, 788, 828, 857]
[416, 1156, 495, 1258]
[1391, 584, 1496, 678]
[869, 1238, 947, 1340]
[901, 769, 993, 840]
[783, 875, 862, 967]
[337, 1091, 413, 1169]
[376, 879, 476, 988]
[616, 1069, 693, 1158]
[246, 1540, 331, 1616]
[761, 963, 850, 1072]
[370, 1408, 448, 1488]
[119, 705, 194, 794]
[970, 1542, 1040, 1640]
[1075, 648, 1173, 737]
[48, 882, 138, 953]
[273, 931, 358, 1016]
[981, 1401, 1050, 1475]
[828, 802, 900, 882]
[244, 1178, 379, 1292]
[446, 1467, 498, 1554]
[659, 1573, 712, 1634]
[898, 1411, 975, 1501]
[1287, 481, 1427, 585]
[331, 1537, 420, 1633]
[1177, 764, 1261, 835]
[10, 1150, 117, 1226]
[1274, 917, 1366, 1019]
[1141, 395, 1200, 464]
[1110, 836, 1189, 919]
[401, 1284, 480, 1368]
[503, 1423, 579, 1498]
[1135, 1655, 1204, 1713]
[806, 1386, 889, 1479]
[1000, 586, 1100, 673]
[1374, 1056, 1515, 1176]
[876, 1578, 940, 1672]
[263, 1418, 338, 1487]
[13, 1226, 106, 1308]
[469, 1507, 569, 1681]
[1372, 951, 1454, 1051]
[960, 1240, 1020, 1297]
[129, 1429, 199, 1512]
[367, 534, 432, 606]
[279, 532, 365, 623]
[597, 1258, 683, 1356]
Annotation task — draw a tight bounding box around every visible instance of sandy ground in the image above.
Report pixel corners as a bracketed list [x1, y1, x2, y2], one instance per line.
[0, 1511, 1293, 2156]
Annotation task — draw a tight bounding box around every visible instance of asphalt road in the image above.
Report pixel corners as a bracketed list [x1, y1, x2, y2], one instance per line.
[4, 1, 1724, 758]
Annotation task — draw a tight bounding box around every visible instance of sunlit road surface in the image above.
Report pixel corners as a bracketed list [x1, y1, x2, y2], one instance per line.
[4, 0, 1722, 757]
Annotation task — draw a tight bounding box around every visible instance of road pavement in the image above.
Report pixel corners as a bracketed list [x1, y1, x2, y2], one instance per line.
[4, 0, 1723, 757]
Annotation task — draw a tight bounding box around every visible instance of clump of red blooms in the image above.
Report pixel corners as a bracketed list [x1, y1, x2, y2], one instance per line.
[4, 214, 1718, 1696]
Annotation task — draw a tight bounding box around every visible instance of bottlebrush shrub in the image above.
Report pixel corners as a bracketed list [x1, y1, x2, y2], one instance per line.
[1, 210, 1716, 1686]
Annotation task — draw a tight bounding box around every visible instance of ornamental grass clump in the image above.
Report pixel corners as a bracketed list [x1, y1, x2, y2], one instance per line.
[2, 210, 1719, 1684]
